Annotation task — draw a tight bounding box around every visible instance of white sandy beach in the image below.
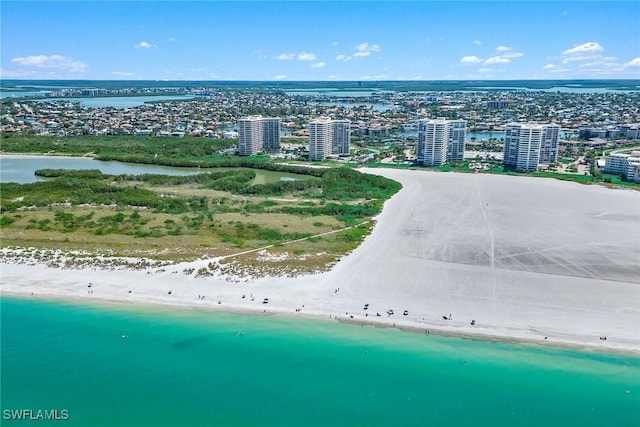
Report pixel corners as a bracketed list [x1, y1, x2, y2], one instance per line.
[2, 169, 639, 352]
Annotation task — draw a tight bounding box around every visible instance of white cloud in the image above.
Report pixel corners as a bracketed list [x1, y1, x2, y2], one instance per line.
[11, 54, 87, 72]
[484, 56, 510, 65]
[562, 42, 603, 55]
[460, 55, 482, 64]
[478, 68, 492, 73]
[561, 54, 601, 64]
[502, 51, 523, 59]
[492, 46, 523, 59]
[276, 53, 295, 60]
[356, 42, 381, 53]
[273, 75, 287, 80]
[297, 52, 317, 61]
[543, 64, 570, 73]
[168, 38, 176, 42]
[332, 41, 339, 46]
[276, 52, 317, 61]
[311, 62, 326, 69]
[558, 41, 619, 76]
[579, 61, 608, 69]
[135, 41, 156, 49]
[0, 67, 38, 78]
[335, 42, 381, 63]
[553, 42, 633, 76]
[624, 57, 640, 68]
[472, 40, 482, 46]
[112, 71, 135, 77]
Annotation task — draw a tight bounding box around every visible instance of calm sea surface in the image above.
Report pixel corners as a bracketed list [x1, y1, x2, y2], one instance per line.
[1, 297, 638, 426]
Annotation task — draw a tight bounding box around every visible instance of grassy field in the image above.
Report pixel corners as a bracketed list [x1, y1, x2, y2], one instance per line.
[0, 162, 400, 274]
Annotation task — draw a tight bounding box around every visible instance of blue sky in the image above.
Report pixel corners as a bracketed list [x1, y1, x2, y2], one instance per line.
[1, 1, 639, 80]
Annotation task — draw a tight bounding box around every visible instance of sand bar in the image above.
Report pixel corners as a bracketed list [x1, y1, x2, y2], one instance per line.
[2, 169, 639, 353]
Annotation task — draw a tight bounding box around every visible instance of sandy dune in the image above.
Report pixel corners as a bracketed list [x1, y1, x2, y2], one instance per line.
[2, 169, 639, 352]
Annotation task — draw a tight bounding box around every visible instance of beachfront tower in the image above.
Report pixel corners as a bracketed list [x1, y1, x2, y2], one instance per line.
[447, 119, 467, 163]
[238, 116, 263, 156]
[331, 119, 351, 155]
[504, 123, 560, 172]
[308, 117, 333, 161]
[538, 124, 560, 164]
[262, 118, 281, 153]
[238, 115, 281, 156]
[504, 124, 541, 172]
[417, 119, 450, 166]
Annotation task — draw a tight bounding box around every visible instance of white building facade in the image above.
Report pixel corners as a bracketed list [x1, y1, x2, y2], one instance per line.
[238, 116, 263, 156]
[604, 152, 640, 182]
[308, 118, 351, 161]
[237, 115, 281, 156]
[262, 118, 281, 153]
[331, 119, 351, 156]
[504, 123, 559, 172]
[447, 119, 467, 163]
[308, 118, 333, 161]
[417, 119, 466, 166]
[538, 124, 560, 164]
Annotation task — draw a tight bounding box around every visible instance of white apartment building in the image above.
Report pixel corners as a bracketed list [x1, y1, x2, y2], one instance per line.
[237, 115, 281, 156]
[447, 119, 467, 163]
[308, 118, 333, 161]
[238, 116, 263, 156]
[538, 124, 560, 164]
[604, 152, 640, 182]
[417, 119, 467, 166]
[504, 123, 559, 172]
[308, 117, 351, 161]
[331, 119, 351, 156]
[262, 118, 281, 153]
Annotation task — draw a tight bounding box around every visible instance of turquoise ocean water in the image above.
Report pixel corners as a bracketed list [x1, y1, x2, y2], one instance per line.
[1, 296, 638, 426]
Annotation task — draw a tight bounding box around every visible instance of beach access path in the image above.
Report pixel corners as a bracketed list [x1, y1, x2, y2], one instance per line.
[2, 169, 639, 352]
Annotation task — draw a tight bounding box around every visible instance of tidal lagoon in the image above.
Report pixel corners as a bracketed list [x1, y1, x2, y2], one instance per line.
[0, 156, 309, 185]
[1, 297, 638, 426]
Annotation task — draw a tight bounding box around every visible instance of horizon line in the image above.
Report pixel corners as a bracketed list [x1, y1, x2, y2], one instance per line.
[2, 78, 640, 82]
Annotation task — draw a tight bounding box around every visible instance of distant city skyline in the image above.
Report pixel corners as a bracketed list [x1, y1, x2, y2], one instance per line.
[1, 1, 639, 81]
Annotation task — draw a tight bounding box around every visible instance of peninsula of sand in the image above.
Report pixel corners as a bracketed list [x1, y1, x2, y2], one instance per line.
[2, 168, 639, 352]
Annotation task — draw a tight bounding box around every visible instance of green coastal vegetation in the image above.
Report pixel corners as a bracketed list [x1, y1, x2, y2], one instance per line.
[1, 130, 636, 276]
[0, 134, 238, 164]
[0, 135, 401, 275]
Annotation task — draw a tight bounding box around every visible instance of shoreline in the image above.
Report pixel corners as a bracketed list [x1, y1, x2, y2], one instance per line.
[2, 168, 639, 355]
[2, 261, 638, 356]
[0, 153, 95, 160]
[3, 286, 638, 356]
